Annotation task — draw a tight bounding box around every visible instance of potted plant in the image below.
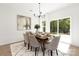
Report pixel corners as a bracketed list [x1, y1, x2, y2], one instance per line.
[34, 24, 40, 33]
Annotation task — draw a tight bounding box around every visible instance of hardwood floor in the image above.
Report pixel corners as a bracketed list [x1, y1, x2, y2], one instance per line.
[0, 44, 11, 56]
[0, 42, 79, 56]
[68, 45, 79, 56]
[0, 41, 23, 56]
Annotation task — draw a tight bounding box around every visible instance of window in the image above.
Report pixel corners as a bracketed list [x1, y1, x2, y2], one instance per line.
[42, 21, 46, 32]
[59, 18, 70, 34]
[50, 20, 57, 34]
[17, 15, 31, 30]
[50, 18, 70, 35]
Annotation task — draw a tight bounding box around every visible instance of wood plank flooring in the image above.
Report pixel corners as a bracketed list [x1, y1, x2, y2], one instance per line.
[0, 42, 79, 56]
[0, 44, 11, 56]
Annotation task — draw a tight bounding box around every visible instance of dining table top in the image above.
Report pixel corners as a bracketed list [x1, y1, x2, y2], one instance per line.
[35, 32, 54, 39]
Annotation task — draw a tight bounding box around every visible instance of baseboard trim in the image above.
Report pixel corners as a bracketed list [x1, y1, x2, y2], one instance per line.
[0, 40, 24, 46]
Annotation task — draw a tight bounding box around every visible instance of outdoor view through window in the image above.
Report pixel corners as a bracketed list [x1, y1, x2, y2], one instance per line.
[50, 18, 70, 35]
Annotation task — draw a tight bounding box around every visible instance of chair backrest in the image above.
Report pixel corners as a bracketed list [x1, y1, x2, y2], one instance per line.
[45, 36, 60, 51]
[29, 34, 40, 47]
[23, 32, 29, 44]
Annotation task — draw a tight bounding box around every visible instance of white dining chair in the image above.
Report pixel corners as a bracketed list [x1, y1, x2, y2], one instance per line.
[45, 36, 60, 56]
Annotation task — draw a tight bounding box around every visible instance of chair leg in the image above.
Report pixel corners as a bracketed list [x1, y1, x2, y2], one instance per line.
[37, 47, 39, 51]
[37, 47, 39, 56]
[56, 49, 58, 56]
[28, 43, 30, 50]
[31, 46, 32, 51]
[35, 48, 37, 56]
[24, 42, 26, 47]
[50, 50, 52, 56]
[48, 50, 50, 56]
[43, 50, 45, 56]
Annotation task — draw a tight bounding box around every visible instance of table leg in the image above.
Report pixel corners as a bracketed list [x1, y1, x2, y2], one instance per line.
[42, 42, 45, 56]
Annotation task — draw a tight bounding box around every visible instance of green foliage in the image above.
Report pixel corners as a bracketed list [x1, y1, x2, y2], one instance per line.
[50, 20, 57, 33]
[50, 18, 70, 34]
[59, 18, 70, 33]
[34, 24, 40, 30]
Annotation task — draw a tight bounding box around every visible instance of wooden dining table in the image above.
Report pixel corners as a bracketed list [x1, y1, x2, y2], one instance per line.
[35, 34, 50, 56]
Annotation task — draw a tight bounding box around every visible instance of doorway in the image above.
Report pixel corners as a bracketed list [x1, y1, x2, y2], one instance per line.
[50, 17, 71, 44]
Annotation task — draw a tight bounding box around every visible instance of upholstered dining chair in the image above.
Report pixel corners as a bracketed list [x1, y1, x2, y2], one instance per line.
[23, 32, 30, 50]
[29, 34, 40, 56]
[45, 36, 60, 56]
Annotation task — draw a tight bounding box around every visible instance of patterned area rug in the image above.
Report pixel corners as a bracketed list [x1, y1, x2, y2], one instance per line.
[10, 42, 67, 56]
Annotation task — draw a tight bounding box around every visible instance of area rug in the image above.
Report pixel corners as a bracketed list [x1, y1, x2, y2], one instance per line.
[10, 42, 68, 56]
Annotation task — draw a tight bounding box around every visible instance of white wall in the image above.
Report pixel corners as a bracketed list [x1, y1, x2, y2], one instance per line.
[0, 4, 39, 45]
[1, 3, 79, 47]
[45, 4, 79, 47]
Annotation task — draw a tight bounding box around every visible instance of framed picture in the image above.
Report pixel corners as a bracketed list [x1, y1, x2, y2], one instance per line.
[17, 15, 31, 30]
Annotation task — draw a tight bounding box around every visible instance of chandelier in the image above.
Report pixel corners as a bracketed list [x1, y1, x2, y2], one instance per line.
[33, 3, 46, 25]
[34, 3, 42, 18]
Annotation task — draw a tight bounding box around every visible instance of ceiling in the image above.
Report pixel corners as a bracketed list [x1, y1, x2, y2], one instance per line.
[0, 3, 72, 15]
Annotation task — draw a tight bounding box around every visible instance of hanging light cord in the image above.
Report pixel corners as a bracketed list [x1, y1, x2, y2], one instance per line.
[38, 3, 41, 18]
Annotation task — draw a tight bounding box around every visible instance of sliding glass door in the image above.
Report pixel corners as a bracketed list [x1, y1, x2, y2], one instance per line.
[50, 18, 70, 35]
[59, 18, 70, 35]
[50, 20, 57, 34]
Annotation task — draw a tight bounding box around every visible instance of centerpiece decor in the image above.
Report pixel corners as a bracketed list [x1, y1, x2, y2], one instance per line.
[34, 24, 40, 33]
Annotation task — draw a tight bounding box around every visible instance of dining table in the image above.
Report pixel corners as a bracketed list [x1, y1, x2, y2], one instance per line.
[35, 34, 51, 56]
